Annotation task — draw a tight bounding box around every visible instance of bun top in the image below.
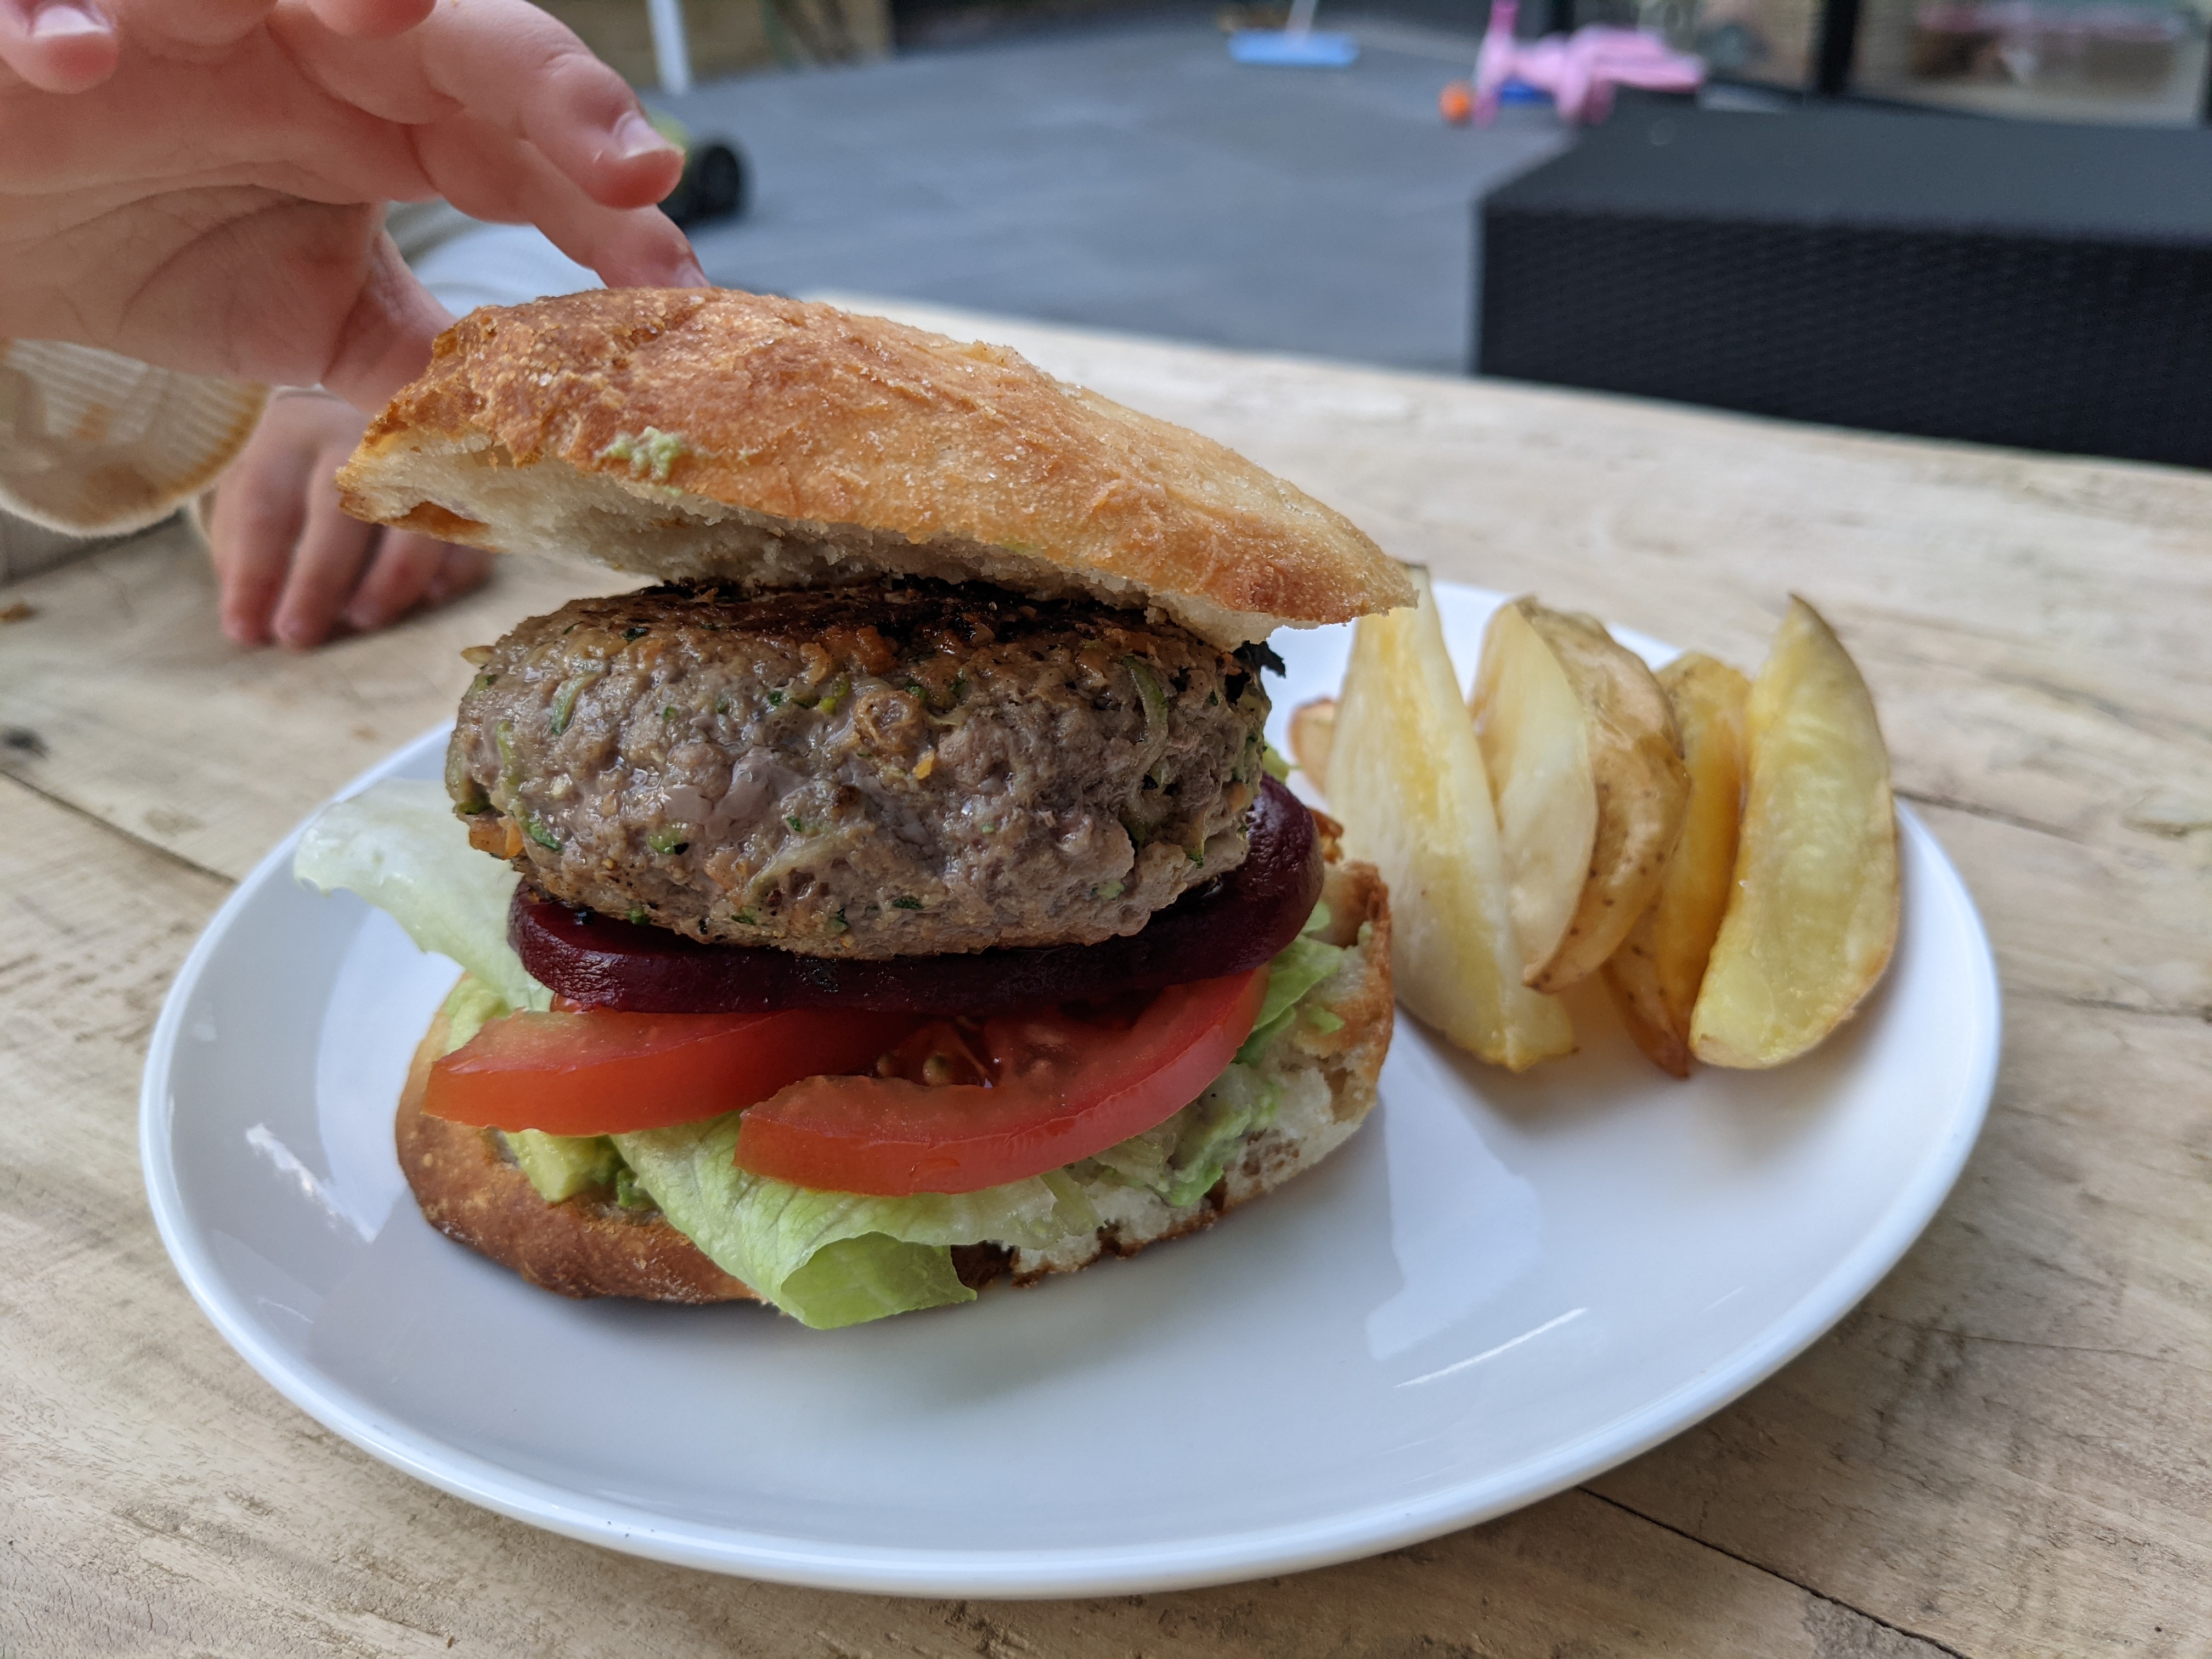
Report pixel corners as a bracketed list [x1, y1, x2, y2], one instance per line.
[336, 289, 1412, 645]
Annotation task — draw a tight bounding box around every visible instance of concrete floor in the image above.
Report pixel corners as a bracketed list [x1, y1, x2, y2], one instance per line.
[657, 13, 1571, 374]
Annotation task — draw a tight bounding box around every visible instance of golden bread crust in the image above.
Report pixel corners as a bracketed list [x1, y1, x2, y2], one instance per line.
[336, 289, 1413, 645]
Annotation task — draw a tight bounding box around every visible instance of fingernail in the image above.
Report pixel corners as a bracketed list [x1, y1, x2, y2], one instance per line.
[614, 111, 676, 160]
[672, 254, 709, 290]
[30, 3, 108, 37]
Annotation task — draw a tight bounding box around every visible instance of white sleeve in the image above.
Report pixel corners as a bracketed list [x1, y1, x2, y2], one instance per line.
[0, 340, 266, 545]
[0, 205, 603, 567]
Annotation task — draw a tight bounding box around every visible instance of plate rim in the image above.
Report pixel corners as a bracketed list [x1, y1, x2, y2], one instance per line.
[140, 597, 2002, 1598]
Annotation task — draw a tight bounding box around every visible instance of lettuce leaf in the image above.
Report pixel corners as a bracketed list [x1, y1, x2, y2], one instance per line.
[294, 777, 547, 1012]
[1084, 1060, 1279, 1207]
[1237, 905, 1345, 1064]
[1165, 1063, 1280, 1205]
[309, 786, 1359, 1328]
[778, 1236, 973, 1330]
[1085, 897, 1341, 1203]
[439, 974, 511, 1053]
[612, 1114, 1101, 1329]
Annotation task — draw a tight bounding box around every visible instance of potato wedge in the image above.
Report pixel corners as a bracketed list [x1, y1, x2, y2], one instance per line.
[1468, 600, 1597, 988]
[1602, 653, 1751, 1077]
[1332, 569, 1573, 1070]
[1691, 599, 1899, 1068]
[1289, 696, 1337, 794]
[1471, 599, 1690, 994]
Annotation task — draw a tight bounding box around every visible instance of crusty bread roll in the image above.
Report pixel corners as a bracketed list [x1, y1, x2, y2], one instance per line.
[336, 289, 1413, 647]
[397, 850, 1392, 1305]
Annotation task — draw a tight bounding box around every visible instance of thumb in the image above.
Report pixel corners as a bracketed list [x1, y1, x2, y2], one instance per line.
[317, 231, 454, 413]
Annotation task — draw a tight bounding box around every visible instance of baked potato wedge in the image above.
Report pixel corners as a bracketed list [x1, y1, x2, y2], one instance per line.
[1602, 653, 1751, 1076]
[1331, 570, 1573, 1070]
[1468, 599, 1597, 990]
[1691, 599, 1899, 1068]
[1471, 599, 1690, 994]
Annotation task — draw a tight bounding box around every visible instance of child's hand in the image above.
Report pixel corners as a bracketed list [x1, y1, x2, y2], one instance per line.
[0, 0, 702, 408]
[206, 390, 491, 648]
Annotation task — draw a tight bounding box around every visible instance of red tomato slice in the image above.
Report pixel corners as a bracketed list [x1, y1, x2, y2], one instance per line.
[424, 1007, 921, 1136]
[731, 969, 1268, 1196]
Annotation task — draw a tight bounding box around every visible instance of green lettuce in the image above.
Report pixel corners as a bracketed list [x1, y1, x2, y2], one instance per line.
[612, 1114, 1101, 1329]
[1081, 900, 1345, 1206]
[1086, 1060, 1281, 1207]
[294, 777, 547, 1012]
[301, 781, 1359, 1328]
[1237, 904, 1345, 1063]
[438, 974, 510, 1053]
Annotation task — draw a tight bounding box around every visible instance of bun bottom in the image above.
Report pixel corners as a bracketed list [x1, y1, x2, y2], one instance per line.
[397, 1029, 757, 1304]
[397, 854, 1392, 1310]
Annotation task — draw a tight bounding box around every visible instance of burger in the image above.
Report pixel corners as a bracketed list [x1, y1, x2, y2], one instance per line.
[297, 289, 1415, 1329]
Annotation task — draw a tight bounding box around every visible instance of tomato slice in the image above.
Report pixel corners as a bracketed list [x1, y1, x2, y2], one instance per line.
[731, 969, 1268, 1196]
[424, 1007, 921, 1136]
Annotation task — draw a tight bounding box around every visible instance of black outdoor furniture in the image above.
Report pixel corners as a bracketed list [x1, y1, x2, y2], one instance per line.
[1476, 100, 2212, 466]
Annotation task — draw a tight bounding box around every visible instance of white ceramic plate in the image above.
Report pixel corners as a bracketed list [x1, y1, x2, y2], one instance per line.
[142, 583, 1999, 1598]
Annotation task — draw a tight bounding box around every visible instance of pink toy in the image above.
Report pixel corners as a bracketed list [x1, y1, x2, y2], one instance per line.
[1454, 0, 1705, 125]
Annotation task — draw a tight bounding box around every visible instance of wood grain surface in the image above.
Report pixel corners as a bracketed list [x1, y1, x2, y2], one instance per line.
[4, 302, 2208, 1658]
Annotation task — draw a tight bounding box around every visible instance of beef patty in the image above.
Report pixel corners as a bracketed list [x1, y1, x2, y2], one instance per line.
[448, 580, 1274, 957]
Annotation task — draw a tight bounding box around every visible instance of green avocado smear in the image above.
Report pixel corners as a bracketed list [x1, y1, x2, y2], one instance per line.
[301, 778, 1352, 1329]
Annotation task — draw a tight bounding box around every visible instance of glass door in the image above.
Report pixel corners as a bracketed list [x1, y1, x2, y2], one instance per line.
[1852, 0, 2209, 122]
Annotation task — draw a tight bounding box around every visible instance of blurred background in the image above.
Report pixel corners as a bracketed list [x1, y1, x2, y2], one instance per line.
[592, 0, 1576, 375]
[569, 0, 2212, 468]
[548, 0, 2212, 127]
[538, 0, 2212, 380]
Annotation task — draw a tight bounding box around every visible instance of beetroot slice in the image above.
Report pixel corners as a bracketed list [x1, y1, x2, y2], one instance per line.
[512, 777, 1324, 1015]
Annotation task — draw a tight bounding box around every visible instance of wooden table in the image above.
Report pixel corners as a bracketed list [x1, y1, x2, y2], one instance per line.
[5, 300, 2208, 1658]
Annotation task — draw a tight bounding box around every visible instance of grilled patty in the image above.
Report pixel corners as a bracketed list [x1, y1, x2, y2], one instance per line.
[448, 580, 1273, 957]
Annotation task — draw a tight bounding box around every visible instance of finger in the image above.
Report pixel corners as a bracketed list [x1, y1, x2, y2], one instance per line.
[426, 543, 494, 607]
[505, 47, 686, 213]
[344, 532, 492, 631]
[100, 1, 274, 47]
[304, 0, 434, 37]
[100, 0, 415, 48]
[416, 112, 705, 290]
[210, 438, 317, 647]
[0, 1, 119, 92]
[81, 0, 420, 53]
[342, 528, 443, 631]
[273, 460, 380, 648]
[421, 5, 684, 211]
[317, 229, 456, 410]
[329, 0, 684, 211]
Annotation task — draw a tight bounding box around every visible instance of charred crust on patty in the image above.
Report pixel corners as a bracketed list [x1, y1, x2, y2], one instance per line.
[448, 578, 1273, 958]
